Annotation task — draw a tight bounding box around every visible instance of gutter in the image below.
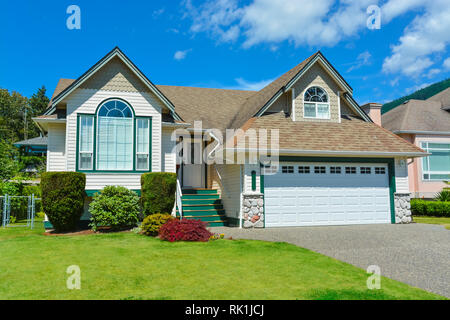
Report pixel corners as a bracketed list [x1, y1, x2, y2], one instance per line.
[393, 130, 450, 136]
[224, 148, 428, 158]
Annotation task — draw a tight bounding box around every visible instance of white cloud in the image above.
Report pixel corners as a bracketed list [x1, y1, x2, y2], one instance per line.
[444, 58, 450, 70]
[426, 68, 440, 79]
[405, 82, 431, 94]
[174, 49, 192, 60]
[382, 0, 450, 77]
[184, 0, 450, 78]
[152, 8, 165, 18]
[227, 77, 277, 91]
[347, 50, 372, 72]
[183, 0, 243, 42]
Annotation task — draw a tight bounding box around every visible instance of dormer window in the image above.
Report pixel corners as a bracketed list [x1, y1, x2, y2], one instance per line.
[303, 86, 330, 119]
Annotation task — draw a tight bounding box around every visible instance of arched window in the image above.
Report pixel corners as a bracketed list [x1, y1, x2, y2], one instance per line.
[303, 86, 330, 119]
[97, 100, 134, 170]
[77, 99, 151, 172]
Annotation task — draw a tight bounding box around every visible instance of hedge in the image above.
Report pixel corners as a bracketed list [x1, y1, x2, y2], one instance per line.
[41, 172, 86, 232]
[411, 199, 450, 217]
[141, 172, 176, 216]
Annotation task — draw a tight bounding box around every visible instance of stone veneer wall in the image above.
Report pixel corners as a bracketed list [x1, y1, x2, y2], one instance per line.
[242, 193, 264, 228]
[394, 193, 412, 224]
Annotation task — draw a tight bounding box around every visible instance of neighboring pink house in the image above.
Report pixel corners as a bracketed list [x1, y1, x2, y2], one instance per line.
[381, 88, 450, 198]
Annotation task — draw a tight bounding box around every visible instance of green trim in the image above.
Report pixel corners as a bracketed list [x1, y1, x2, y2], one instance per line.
[269, 156, 396, 225]
[251, 170, 257, 191]
[75, 108, 153, 173]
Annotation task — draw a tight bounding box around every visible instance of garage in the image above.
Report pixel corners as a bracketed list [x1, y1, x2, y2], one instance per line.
[264, 162, 391, 227]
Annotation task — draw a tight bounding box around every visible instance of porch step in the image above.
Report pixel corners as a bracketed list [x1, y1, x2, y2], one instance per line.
[178, 188, 227, 227]
[182, 189, 218, 195]
[182, 194, 220, 200]
[182, 199, 222, 205]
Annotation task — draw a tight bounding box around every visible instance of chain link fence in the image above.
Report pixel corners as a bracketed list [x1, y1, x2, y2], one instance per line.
[1, 194, 40, 229]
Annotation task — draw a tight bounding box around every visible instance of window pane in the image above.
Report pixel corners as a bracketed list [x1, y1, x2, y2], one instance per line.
[428, 143, 450, 149]
[80, 117, 93, 152]
[79, 116, 93, 170]
[304, 103, 316, 117]
[136, 154, 149, 170]
[317, 103, 329, 119]
[80, 153, 92, 170]
[428, 150, 450, 172]
[97, 117, 133, 170]
[136, 119, 149, 153]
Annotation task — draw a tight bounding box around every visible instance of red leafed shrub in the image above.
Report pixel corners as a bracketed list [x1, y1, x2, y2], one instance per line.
[159, 219, 212, 242]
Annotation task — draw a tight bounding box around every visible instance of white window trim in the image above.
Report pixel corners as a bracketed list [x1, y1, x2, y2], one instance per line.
[136, 118, 150, 171]
[78, 115, 94, 171]
[420, 142, 450, 181]
[303, 86, 331, 120]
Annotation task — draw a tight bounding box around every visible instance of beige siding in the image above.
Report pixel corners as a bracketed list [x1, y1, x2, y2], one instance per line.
[341, 97, 357, 116]
[266, 90, 292, 113]
[79, 56, 150, 93]
[293, 63, 341, 123]
[64, 88, 163, 190]
[395, 158, 410, 193]
[47, 123, 66, 172]
[162, 128, 177, 173]
[209, 164, 242, 219]
[244, 164, 261, 193]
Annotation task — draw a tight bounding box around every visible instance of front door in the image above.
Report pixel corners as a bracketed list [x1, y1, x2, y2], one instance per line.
[182, 142, 205, 188]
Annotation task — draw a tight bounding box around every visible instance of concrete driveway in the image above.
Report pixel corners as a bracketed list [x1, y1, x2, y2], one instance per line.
[212, 223, 450, 298]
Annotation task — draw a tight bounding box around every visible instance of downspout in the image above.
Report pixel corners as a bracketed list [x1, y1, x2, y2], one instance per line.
[239, 165, 243, 229]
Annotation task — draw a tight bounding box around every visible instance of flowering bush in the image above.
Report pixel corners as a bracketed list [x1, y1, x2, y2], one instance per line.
[159, 219, 212, 242]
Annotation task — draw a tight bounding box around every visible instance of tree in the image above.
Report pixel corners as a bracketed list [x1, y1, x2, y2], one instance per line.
[27, 86, 50, 138]
[0, 140, 19, 181]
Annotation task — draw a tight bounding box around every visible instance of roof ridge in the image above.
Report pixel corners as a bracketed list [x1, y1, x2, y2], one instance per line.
[156, 84, 257, 93]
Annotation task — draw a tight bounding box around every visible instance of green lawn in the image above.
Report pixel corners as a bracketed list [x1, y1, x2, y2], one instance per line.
[0, 221, 444, 300]
[415, 216, 450, 230]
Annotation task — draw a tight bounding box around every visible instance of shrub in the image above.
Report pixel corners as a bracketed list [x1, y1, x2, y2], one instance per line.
[435, 190, 450, 202]
[159, 219, 212, 242]
[41, 172, 86, 232]
[89, 186, 140, 231]
[141, 172, 176, 216]
[411, 199, 450, 217]
[141, 213, 174, 236]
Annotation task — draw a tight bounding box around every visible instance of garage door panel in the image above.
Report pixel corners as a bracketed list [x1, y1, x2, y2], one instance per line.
[264, 162, 391, 227]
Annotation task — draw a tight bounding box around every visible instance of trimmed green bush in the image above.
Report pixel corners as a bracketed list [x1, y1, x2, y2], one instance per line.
[41, 172, 86, 232]
[411, 199, 450, 217]
[141, 213, 174, 236]
[141, 172, 176, 216]
[89, 186, 140, 231]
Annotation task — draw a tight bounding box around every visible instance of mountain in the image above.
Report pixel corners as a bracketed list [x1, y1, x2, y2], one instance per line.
[382, 78, 450, 114]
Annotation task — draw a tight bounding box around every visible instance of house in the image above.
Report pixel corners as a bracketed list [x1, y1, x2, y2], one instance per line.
[382, 89, 450, 199]
[33, 47, 425, 228]
[14, 136, 48, 156]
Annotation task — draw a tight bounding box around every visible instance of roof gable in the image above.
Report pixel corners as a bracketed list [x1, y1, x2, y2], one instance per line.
[227, 51, 370, 130]
[45, 47, 182, 121]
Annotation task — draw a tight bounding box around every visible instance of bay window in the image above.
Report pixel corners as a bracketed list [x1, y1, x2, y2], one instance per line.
[77, 99, 152, 172]
[421, 142, 450, 181]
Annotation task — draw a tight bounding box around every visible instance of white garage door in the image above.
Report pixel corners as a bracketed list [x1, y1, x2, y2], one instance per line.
[264, 162, 391, 227]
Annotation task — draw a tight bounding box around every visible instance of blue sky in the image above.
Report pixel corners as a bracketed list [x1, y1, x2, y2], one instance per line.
[1, 0, 449, 105]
